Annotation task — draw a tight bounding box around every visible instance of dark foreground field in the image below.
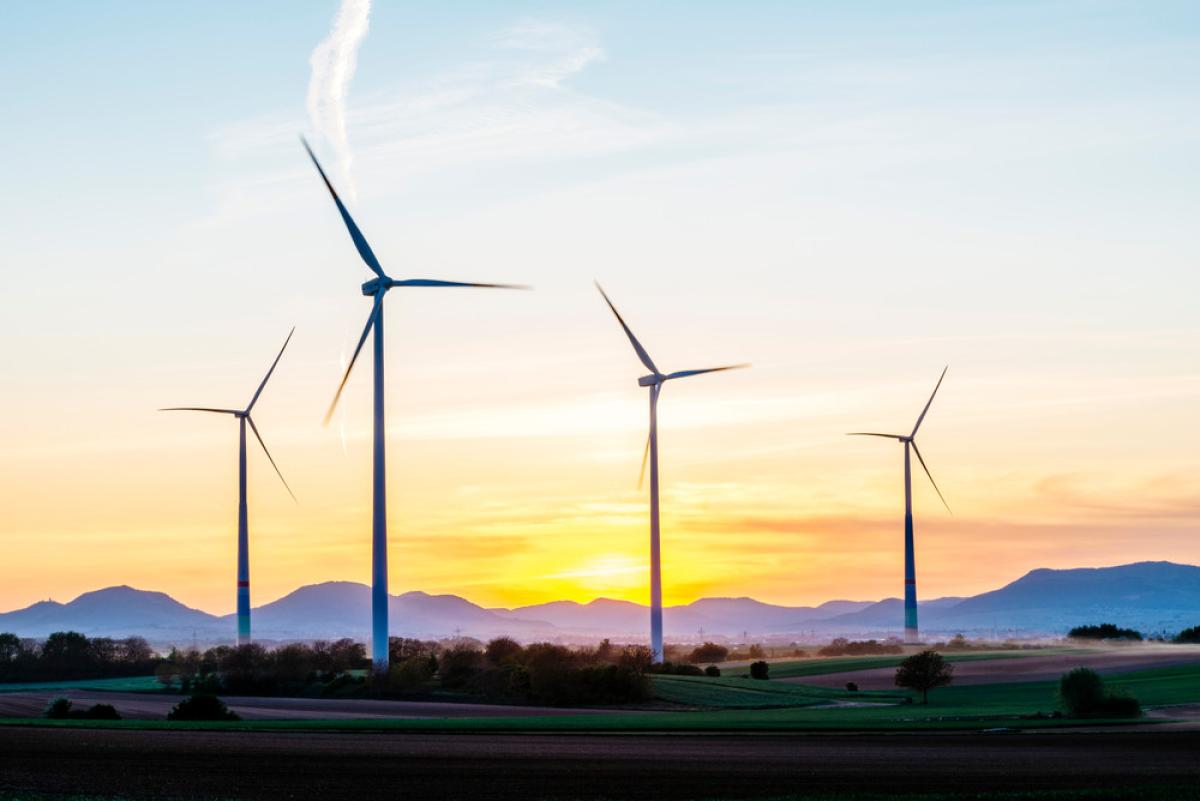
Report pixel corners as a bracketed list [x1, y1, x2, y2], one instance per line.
[2, 727, 1199, 801]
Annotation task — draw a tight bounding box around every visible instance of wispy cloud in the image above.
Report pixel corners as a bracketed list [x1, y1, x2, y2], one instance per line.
[306, 0, 372, 195]
[493, 20, 605, 88]
[205, 18, 656, 228]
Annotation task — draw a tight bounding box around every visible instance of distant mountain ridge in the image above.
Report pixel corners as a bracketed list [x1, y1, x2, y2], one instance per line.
[1, 561, 1196, 645]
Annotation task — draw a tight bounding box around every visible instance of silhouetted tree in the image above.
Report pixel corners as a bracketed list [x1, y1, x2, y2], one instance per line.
[438, 644, 484, 689]
[40, 632, 92, 678]
[894, 650, 953, 703]
[1058, 668, 1140, 718]
[484, 637, 524, 667]
[618, 645, 653, 676]
[81, 703, 121, 720]
[44, 698, 72, 719]
[749, 660, 769, 680]
[1173, 625, 1200, 644]
[1067, 623, 1143, 641]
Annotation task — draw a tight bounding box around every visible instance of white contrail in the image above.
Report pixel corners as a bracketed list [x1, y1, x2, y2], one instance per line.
[307, 0, 372, 196]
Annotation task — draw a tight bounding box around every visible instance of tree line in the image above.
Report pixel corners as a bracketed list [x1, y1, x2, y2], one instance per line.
[0, 631, 156, 682]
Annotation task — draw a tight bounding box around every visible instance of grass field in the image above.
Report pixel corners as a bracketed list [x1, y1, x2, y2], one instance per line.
[651, 673, 905, 708]
[0, 676, 160, 694]
[722, 649, 1082, 680]
[1, 663, 1195, 733]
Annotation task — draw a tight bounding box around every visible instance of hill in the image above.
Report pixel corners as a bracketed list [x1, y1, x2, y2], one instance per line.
[1, 562, 1196, 644]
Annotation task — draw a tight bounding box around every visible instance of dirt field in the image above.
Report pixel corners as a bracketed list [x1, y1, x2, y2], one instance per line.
[0, 690, 627, 720]
[1, 727, 1197, 800]
[790, 646, 1200, 690]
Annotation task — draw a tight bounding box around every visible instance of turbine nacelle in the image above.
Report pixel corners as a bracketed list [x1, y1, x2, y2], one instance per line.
[361, 277, 389, 296]
[638, 374, 662, 387]
[847, 366, 951, 513]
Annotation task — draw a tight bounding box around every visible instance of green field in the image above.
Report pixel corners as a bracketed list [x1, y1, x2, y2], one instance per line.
[0, 676, 160, 693]
[721, 648, 1082, 680]
[1, 663, 1195, 734]
[651, 674, 904, 708]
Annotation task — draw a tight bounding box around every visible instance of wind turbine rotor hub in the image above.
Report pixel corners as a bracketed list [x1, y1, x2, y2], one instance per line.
[638, 374, 662, 387]
[361, 277, 387, 296]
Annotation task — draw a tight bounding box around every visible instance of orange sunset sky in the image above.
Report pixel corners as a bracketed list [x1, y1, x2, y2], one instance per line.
[2, 2, 1198, 615]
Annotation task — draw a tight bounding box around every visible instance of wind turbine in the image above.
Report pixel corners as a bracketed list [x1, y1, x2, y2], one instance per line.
[849, 367, 951, 645]
[161, 329, 296, 646]
[596, 283, 747, 663]
[301, 137, 527, 673]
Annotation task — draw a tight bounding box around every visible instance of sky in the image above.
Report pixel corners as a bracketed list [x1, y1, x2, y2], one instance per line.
[1, 1, 1198, 617]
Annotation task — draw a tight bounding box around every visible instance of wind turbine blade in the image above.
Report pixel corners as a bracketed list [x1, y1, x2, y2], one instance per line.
[246, 327, 295, 413]
[911, 365, 948, 437]
[391, 279, 530, 290]
[637, 433, 650, 490]
[664, 364, 750, 381]
[594, 282, 658, 374]
[324, 296, 381, 426]
[847, 432, 905, 440]
[247, 417, 296, 502]
[300, 136, 386, 280]
[159, 407, 240, 415]
[910, 440, 951, 514]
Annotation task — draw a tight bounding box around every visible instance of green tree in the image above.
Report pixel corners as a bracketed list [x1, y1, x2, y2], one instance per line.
[894, 650, 954, 703]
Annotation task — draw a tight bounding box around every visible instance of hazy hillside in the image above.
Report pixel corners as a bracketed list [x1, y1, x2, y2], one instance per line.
[931, 562, 1200, 634]
[0, 586, 220, 638]
[1, 562, 1196, 643]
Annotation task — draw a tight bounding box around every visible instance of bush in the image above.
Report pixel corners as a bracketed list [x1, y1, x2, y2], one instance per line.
[704, 665, 721, 677]
[1059, 668, 1140, 718]
[749, 661, 769, 680]
[44, 697, 72, 719]
[81, 703, 121, 720]
[894, 650, 954, 704]
[845, 681, 858, 692]
[687, 642, 729, 664]
[819, 638, 904, 657]
[167, 694, 241, 721]
[1173, 625, 1200, 644]
[1096, 694, 1142, 718]
[1067, 623, 1143, 641]
[650, 662, 705, 676]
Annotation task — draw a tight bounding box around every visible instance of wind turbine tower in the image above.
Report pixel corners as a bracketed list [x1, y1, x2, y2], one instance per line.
[302, 138, 527, 672]
[849, 367, 951, 644]
[596, 283, 747, 663]
[161, 329, 296, 645]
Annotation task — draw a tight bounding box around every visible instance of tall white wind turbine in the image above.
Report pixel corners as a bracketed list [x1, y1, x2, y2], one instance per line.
[596, 283, 747, 663]
[849, 367, 951, 644]
[302, 137, 527, 673]
[161, 329, 296, 646]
